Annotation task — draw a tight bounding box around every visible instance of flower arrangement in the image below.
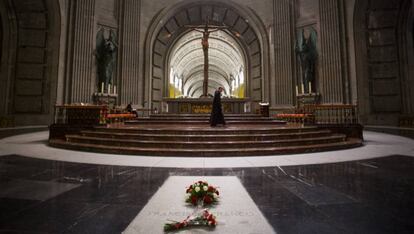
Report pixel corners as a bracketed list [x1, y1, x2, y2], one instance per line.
[163, 180, 219, 232]
[185, 181, 220, 206]
[164, 209, 217, 232]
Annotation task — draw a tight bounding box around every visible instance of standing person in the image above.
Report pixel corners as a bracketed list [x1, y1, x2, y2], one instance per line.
[210, 87, 226, 127]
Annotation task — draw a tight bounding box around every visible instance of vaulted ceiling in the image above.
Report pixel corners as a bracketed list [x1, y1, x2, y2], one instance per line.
[169, 30, 244, 97]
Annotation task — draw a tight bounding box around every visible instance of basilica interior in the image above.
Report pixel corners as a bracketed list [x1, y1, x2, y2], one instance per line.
[0, 0, 414, 233]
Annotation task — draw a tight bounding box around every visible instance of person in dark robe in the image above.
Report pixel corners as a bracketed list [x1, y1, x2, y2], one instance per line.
[126, 102, 137, 117]
[126, 102, 133, 113]
[210, 87, 225, 127]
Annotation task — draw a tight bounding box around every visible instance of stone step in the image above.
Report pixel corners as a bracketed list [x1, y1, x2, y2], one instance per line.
[49, 138, 363, 156]
[95, 126, 320, 135]
[137, 116, 274, 120]
[79, 129, 333, 141]
[125, 120, 286, 125]
[65, 134, 347, 149]
[150, 114, 262, 118]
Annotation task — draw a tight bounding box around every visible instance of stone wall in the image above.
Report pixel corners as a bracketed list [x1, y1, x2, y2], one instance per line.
[355, 0, 413, 125]
[141, 0, 273, 111]
[0, 0, 60, 125]
[0, 3, 6, 116]
[0, 0, 412, 126]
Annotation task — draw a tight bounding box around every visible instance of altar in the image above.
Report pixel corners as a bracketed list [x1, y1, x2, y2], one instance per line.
[162, 98, 251, 114]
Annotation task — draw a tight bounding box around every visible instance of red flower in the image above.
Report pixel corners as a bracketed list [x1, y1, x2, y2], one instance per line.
[209, 219, 216, 226]
[175, 222, 185, 229]
[215, 190, 219, 196]
[185, 181, 219, 206]
[203, 195, 212, 204]
[203, 210, 209, 218]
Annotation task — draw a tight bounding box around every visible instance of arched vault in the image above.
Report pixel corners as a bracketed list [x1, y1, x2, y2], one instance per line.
[169, 30, 244, 97]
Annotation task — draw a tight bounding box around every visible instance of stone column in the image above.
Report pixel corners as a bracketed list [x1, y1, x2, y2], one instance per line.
[66, 0, 96, 103]
[318, 0, 349, 103]
[273, 0, 295, 106]
[118, 0, 141, 105]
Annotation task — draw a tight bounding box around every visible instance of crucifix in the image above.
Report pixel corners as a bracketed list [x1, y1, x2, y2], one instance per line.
[185, 18, 228, 97]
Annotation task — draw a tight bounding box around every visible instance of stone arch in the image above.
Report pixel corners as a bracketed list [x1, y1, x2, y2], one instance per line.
[167, 29, 245, 98]
[144, 0, 269, 109]
[185, 68, 231, 96]
[354, 0, 412, 125]
[0, 0, 61, 125]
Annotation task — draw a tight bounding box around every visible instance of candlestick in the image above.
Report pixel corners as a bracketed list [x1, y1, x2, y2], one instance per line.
[301, 83, 304, 94]
[308, 82, 312, 94]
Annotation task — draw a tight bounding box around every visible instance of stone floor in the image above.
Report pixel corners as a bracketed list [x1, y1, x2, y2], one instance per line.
[0, 129, 414, 233]
[1, 130, 413, 168]
[0, 154, 413, 233]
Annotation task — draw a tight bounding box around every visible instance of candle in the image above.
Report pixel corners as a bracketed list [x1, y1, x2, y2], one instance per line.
[101, 82, 104, 93]
[301, 83, 304, 94]
[108, 84, 111, 94]
[113, 85, 116, 95]
[308, 82, 312, 94]
[295, 86, 299, 96]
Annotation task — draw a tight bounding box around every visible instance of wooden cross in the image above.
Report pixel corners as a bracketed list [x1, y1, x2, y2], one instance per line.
[185, 18, 228, 97]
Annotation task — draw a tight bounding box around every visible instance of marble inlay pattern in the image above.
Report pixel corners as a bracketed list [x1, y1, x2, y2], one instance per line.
[0, 155, 413, 233]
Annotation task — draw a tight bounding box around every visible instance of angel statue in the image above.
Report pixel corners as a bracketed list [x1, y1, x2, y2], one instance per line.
[296, 28, 318, 93]
[96, 28, 118, 91]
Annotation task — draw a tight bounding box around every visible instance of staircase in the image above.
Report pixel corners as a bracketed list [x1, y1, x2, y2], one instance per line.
[49, 114, 362, 156]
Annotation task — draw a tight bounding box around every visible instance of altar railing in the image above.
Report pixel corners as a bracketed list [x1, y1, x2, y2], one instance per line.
[304, 104, 359, 124]
[275, 104, 359, 125]
[53, 104, 107, 125]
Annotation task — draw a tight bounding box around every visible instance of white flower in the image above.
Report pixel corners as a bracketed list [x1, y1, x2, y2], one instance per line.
[213, 193, 218, 199]
[195, 186, 200, 192]
[203, 186, 208, 191]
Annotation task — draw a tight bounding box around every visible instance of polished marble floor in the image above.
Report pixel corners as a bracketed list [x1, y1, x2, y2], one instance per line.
[2, 130, 414, 168]
[0, 154, 413, 233]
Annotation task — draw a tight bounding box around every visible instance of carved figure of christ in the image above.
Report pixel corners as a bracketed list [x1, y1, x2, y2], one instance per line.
[185, 20, 228, 97]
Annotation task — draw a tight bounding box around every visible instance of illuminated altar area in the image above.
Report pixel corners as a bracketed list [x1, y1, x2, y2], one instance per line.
[162, 97, 250, 114]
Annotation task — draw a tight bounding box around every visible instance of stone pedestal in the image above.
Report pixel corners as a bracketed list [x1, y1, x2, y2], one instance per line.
[297, 93, 321, 108]
[259, 103, 270, 117]
[93, 93, 118, 108]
